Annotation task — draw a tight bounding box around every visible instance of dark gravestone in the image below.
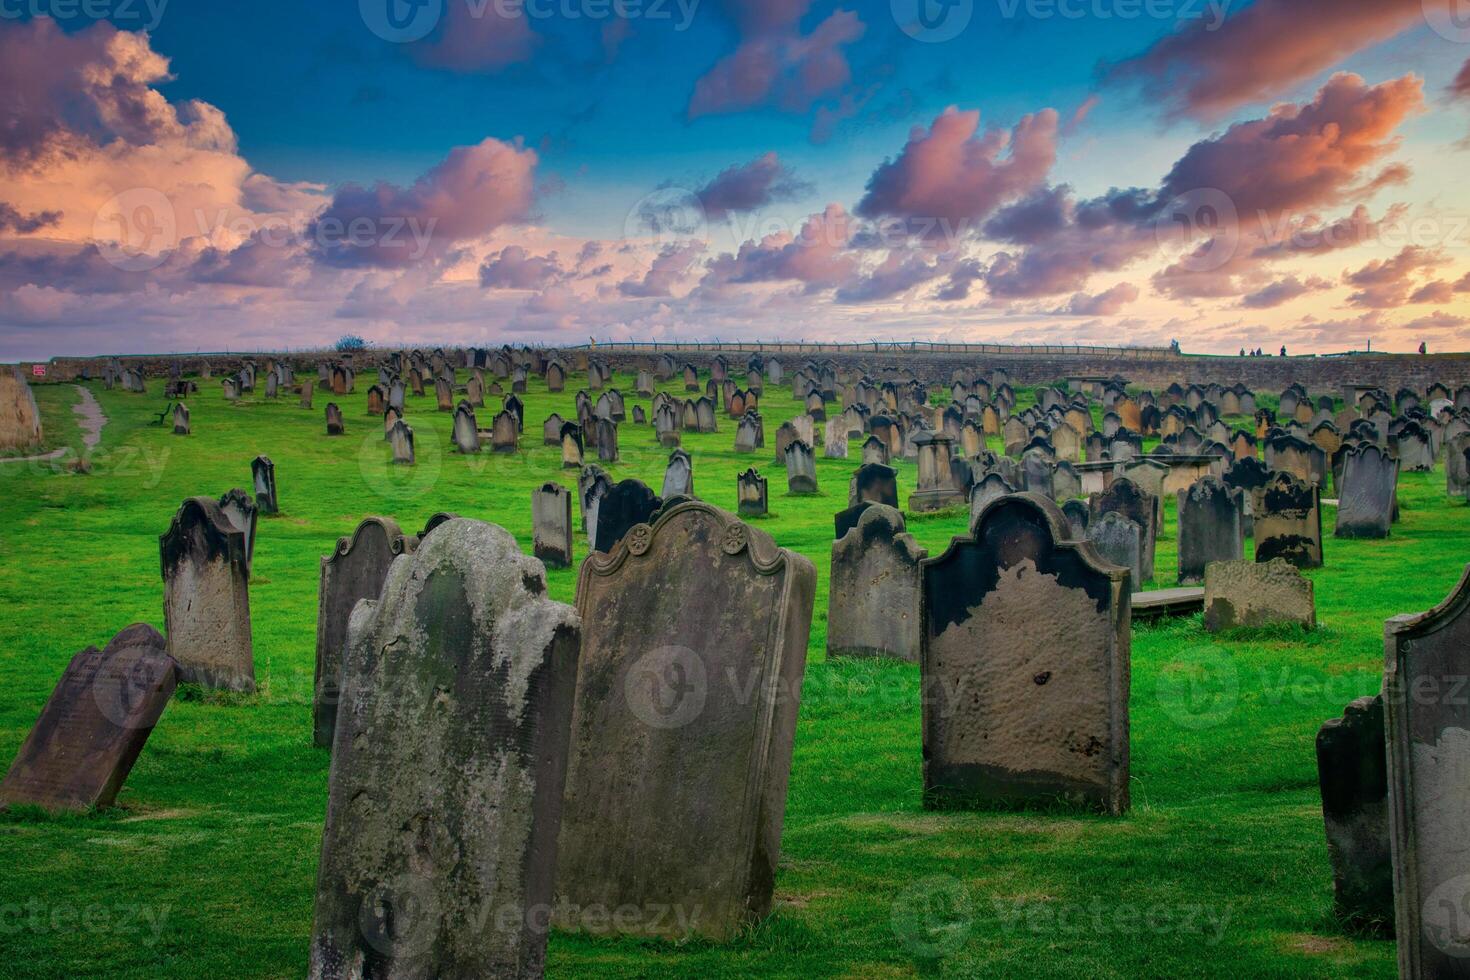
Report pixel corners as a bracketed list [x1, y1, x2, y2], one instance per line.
[453, 404, 481, 453]
[312, 517, 412, 749]
[1253, 471, 1323, 569]
[829, 506, 925, 662]
[853, 462, 898, 507]
[556, 501, 816, 940]
[160, 497, 255, 692]
[738, 468, 768, 518]
[595, 417, 619, 463]
[0, 625, 176, 812]
[325, 403, 344, 436]
[1335, 443, 1397, 539]
[491, 410, 518, 453]
[560, 422, 583, 468]
[1061, 498, 1089, 539]
[1316, 695, 1393, 935]
[172, 402, 190, 435]
[532, 482, 574, 570]
[1086, 512, 1143, 588]
[389, 420, 415, 465]
[217, 488, 258, 577]
[251, 455, 278, 515]
[969, 473, 1015, 526]
[922, 493, 1130, 814]
[592, 479, 661, 554]
[1448, 433, 1470, 499]
[1176, 476, 1244, 585]
[1384, 568, 1470, 974]
[1088, 477, 1158, 582]
[310, 520, 580, 979]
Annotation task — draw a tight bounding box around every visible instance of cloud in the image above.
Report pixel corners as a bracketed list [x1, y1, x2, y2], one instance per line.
[479, 244, 564, 289]
[1249, 203, 1408, 259]
[1239, 275, 1331, 309]
[1106, 0, 1422, 120]
[694, 152, 810, 219]
[856, 106, 1059, 239]
[411, 5, 539, 73]
[687, 8, 865, 118]
[935, 257, 984, 301]
[1456, 59, 1470, 100]
[700, 203, 857, 293]
[1343, 245, 1445, 308]
[618, 241, 706, 297]
[1060, 282, 1140, 316]
[833, 249, 947, 303]
[0, 201, 62, 234]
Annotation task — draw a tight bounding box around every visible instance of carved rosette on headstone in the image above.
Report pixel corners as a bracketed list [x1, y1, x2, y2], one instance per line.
[309, 519, 581, 979]
[555, 501, 816, 940]
[160, 497, 255, 692]
[921, 493, 1130, 814]
[0, 625, 177, 812]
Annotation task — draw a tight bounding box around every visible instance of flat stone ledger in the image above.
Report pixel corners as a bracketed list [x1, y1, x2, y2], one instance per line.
[310, 519, 581, 980]
[1202, 558, 1314, 631]
[921, 493, 1130, 815]
[1316, 695, 1394, 935]
[0, 625, 177, 812]
[160, 497, 255, 692]
[312, 517, 412, 750]
[828, 505, 926, 663]
[1384, 566, 1470, 976]
[556, 501, 816, 941]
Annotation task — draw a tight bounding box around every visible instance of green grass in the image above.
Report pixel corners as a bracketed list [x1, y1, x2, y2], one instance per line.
[0, 370, 1456, 978]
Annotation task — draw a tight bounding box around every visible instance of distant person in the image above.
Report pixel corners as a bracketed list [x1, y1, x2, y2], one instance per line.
[1280, 345, 1287, 357]
[1239, 348, 1245, 357]
[1420, 341, 1427, 355]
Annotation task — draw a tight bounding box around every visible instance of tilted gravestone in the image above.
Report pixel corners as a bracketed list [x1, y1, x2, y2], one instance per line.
[0, 624, 177, 812]
[738, 468, 767, 518]
[325, 403, 344, 436]
[1087, 512, 1143, 587]
[217, 488, 258, 577]
[251, 455, 279, 515]
[921, 493, 1130, 814]
[1316, 695, 1393, 935]
[309, 519, 580, 979]
[1335, 443, 1397, 539]
[1384, 567, 1470, 974]
[555, 501, 816, 940]
[1203, 558, 1314, 631]
[1177, 476, 1243, 584]
[1088, 477, 1158, 582]
[312, 517, 412, 749]
[828, 505, 926, 663]
[532, 482, 574, 570]
[592, 479, 661, 554]
[160, 497, 255, 692]
[1253, 471, 1322, 568]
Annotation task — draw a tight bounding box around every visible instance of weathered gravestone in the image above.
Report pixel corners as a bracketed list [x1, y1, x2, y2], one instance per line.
[921, 493, 1130, 814]
[388, 420, 415, 465]
[532, 482, 574, 570]
[555, 501, 816, 939]
[0, 625, 177, 812]
[784, 439, 818, 495]
[738, 468, 767, 518]
[824, 420, 848, 458]
[559, 422, 584, 468]
[1087, 512, 1143, 587]
[592, 479, 661, 554]
[1089, 478, 1158, 582]
[853, 462, 899, 508]
[312, 517, 412, 750]
[251, 455, 278, 515]
[662, 448, 694, 499]
[172, 402, 190, 435]
[910, 432, 964, 511]
[1316, 694, 1394, 935]
[1202, 558, 1314, 631]
[596, 416, 619, 463]
[1253, 471, 1323, 568]
[861, 434, 889, 465]
[1384, 568, 1470, 975]
[1177, 477, 1243, 584]
[969, 473, 1015, 526]
[325, 403, 344, 436]
[1448, 433, 1470, 499]
[217, 488, 258, 577]
[160, 497, 255, 692]
[1335, 443, 1397, 539]
[491, 409, 518, 453]
[1061, 498, 1089, 539]
[452, 404, 481, 453]
[828, 505, 925, 663]
[309, 519, 580, 979]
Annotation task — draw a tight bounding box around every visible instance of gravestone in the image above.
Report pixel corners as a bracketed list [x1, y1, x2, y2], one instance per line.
[160, 497, 255, 692]
[0, 625, 176, 812]
[251, 455, 278, 515]
[389, 420, 415, 465]
[452, 404, 481, 453]
[1202, 559, 1315, 631]
[1316, 695, 1393, 935]
[555, 501, 816, 940]
[532, 482, 574, 570]
[310, 520, 580, 979]
[542, 414, 565, 447]
[737, 468, 768, 518]
[661, 449, 694, 499]
[1177, 477, 1243, 584]
[784, 440, 818, 495]
[312, 517, 412, 749]
[1449, 433, 1470, 499]
[853, 462, 898, 508]
[1089, 478, 1158, 582]
[596, 417, 619, 463]
[1021, 449, 1054, 498]
[592, 479, 661, 554]
[910, 432, 964, 511]
[921, 493, 1130, 814]
[862, 434, 890, 465]
[824, 420, 848, 458]
[325, 403, 344, 436]
[491, 410, 518, 453]
[1253, 472, 1322, 569]
[1061, 498, 1089, 539]
[968, 473, 1015, 525]
[299, 380, 314, 409]
[828, 505, 925, 663]
[560, 422, 583, 468]
[1335, 443, 1397, 539]
[217, 488, 258, 577]
[1087, 512, 1144, 587]
[1384, 568, 1470, 974]
[172, 402, 190, 435]
[735, 412, 763, 452]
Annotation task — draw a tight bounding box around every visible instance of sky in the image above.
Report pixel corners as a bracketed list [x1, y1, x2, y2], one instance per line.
[1, 0, 1469, 359]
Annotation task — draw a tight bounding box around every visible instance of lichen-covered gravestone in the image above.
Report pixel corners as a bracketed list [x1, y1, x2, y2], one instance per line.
[1086, 512, 1143, 588]
[1316, 695, 1393, 934]
[1384, 567, 1470, 975]
[0, 625, 177, 812]
[312, 517, 412, 749]
[828, 505, 925, 663]
[1177, 476, 1243, 584]
[309, 519, 580, 979]
[160, 497, 255, 692]
[921, 493, 1131, 814]
[1335, 443, 1397, 539]
[738, 468, 767, 517]
[555, 501, 815, 940]
[662, 449, 694, 499]
[1253, 471, 1322, 568]
[1088, 478, 1157, 583]
[532, 482, 574, 570]
[784, 439, 818, 495]
[1202, 558, 1315, 631]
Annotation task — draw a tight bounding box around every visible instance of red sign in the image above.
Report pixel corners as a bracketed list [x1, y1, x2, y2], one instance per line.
[31, 365, 45, 377]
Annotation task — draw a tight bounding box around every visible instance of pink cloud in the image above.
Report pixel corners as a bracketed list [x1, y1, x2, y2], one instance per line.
[618, 241, 706, 297]
[834, 249, 947, 303]
[694, 152, 810, 219]
[479, 244, 564, 289]
[700, 203, 857, 293]
[1343, 245, 1445, 308]
[1061, 282, 1140, 316]
[0, 201, 62, 234]
[687, 9, 865, 119]
[1239, 275, 1331, 309]
[412, 5, 539, 73]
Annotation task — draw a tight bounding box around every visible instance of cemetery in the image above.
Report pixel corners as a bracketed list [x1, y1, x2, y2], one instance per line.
[5, 346, 1470, 978]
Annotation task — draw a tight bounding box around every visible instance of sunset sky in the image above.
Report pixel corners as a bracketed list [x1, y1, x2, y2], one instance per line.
[1, 0, 1468, 359]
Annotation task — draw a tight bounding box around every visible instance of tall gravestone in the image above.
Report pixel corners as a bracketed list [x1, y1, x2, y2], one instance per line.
[784, 439, 818, 495]
[738, 468, 767, 518]
[1316, 694, 1394, 935]
[1384, 567, 1470, 974]
[828, 505, 925, 663]
[160, 497, 255, 692]
[532, 482, 574, 570]
[217, 488, 258, 577]
[662, 449, 694, 499]
[325, 403, 344, 436]
[0, 625, 177, 812]
[555, 501, 816, 940]
[312, 517, 412, 750]
[1089, 478, 1157, 583]
[251, 455, 278, 515]
[172, 402, 190, 435]
[1335, 443, 1397, 539]
[1086, 512, 1143, 588]
[1177, 476, 1243, 585]
[389, 420, 415, 465]
[453, 404, 481, 454]
[1253, 471, 1323, 569]
[310, 520, 580, 979]
[921, 493, 1130, 814]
